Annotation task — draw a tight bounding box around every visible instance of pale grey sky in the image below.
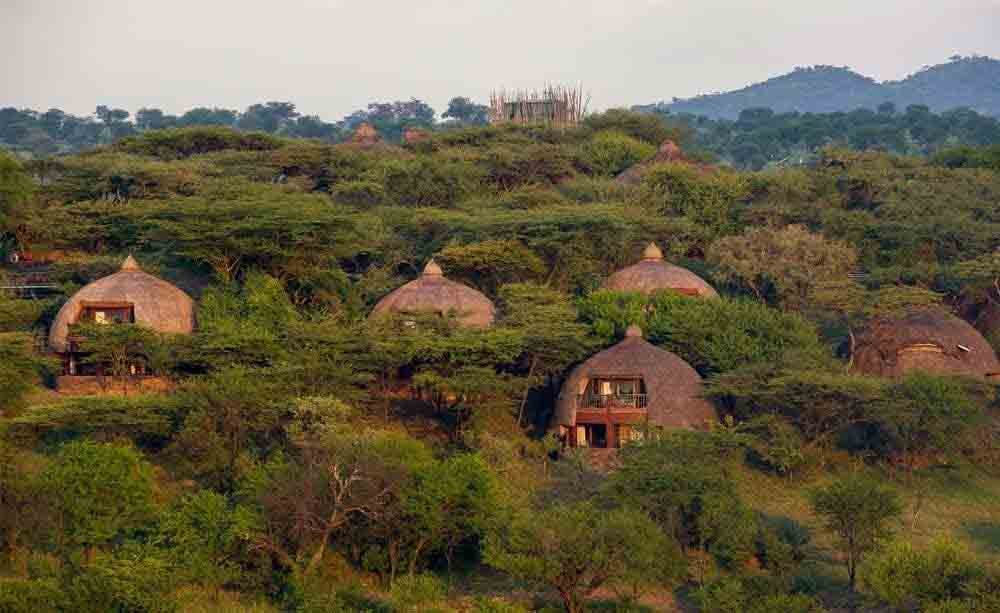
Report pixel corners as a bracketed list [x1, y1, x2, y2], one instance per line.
[3, 0, 999, 120]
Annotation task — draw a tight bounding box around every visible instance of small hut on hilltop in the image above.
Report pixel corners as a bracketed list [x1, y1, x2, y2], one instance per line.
[370, 259, 496, 328]
[349, 122, 382, 146]
[402, 127, 429, 144]
[851, 309, 1000, 380]
[48, 256, 195, 387]
[553, 325, 717, 448]
[604, 243, 719, 298]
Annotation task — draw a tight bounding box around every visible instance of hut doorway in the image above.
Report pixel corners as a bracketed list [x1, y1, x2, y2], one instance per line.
[574, 424, 608, 448]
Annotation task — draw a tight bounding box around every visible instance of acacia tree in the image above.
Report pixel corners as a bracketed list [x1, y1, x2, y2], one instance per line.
[435, 241, 546, 295]
[498, 283, 593, 425]
[154, 490, 253, 589]
[486, 502, 673, 613]
[399, 453, 498, 576]
[0, 442, 45, 570]
[249, 425, 433, 579]
[72, 322, 167, 394]
[41, 441, 156, 560]
[411, 323, 523, 438]
[810, 474, 902, 590]
[709, 224, 857, 309]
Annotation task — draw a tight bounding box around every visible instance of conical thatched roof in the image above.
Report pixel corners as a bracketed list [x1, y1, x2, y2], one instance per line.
[604, 243, 719, 298]
[48, 256, 196, 353]
[370, 259, 496, 328]
[349, 122, 382, 146]
[554, 326, 717, 430]
[851, 309, 1000, 379]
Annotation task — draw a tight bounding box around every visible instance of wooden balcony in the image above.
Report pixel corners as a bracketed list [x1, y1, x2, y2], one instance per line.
[577, 393, 648, 410]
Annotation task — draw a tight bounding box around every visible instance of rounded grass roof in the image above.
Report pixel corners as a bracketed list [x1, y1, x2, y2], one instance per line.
[370, 259, 496, 328]
[851, 309, 1000, 379]
[604, 243, 719, 298]
[554, 325, 718, 430]
[48, 256, 196, 352]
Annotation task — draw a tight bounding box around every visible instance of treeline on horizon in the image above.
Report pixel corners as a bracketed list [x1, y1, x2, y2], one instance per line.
[4, 94, 1000, 171]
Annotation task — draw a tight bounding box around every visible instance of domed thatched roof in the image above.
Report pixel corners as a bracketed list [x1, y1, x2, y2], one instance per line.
[554, 325, 717, 430]
[604, 243, 719, 298]
[370, 259, 496, 328]
[49, 256, 196, 353]
[851, 309, 1000, 379]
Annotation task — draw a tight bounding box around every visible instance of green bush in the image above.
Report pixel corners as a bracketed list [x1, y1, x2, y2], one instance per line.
[0, 295, 50, 331]
[636, 164, 750, 237]
[582, 109, 689, 145]
[496, 184, 570, 209]
[115, 126, 282, 159]
[555, 176, 628, 203]
[389, 574, 448, 612]
[581, 131, 656, 177]
[577, 291, 827, 375]
[863, 538, 983, 610]
[473, 597, 530, 613]
[0, 578, 64, 613]
[366, 157, 477, 207]
[331, 179, 385, 206]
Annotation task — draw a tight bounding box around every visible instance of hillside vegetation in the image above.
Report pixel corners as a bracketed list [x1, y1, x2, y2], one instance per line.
[0, 112, 999, 612]
[640, 56, 1000, 120]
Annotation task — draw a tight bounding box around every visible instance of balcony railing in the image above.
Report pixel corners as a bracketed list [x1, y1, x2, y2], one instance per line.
[577, 393, 648, 410]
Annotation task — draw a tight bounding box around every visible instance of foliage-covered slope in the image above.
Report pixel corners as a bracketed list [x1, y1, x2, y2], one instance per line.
[643, 56, 1000, 119]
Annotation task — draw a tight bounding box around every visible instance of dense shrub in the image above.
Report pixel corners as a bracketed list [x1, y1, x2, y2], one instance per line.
[580, 131, 655, 177]
[115, 126, 282, 159]
[636, 164, 750, 237]
[863, 538, 984, 610]
[582, 108, 690, 146]
[578, 291, 827, 375]
[366, 157, 478, 207]
[330, 178, 384, 206]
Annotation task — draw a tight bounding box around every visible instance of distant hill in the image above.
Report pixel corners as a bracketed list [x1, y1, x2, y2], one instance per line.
[638, 56, 1000, 119]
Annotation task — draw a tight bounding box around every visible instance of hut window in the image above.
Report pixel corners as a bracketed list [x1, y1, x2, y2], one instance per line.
[81, 304, 134, 325]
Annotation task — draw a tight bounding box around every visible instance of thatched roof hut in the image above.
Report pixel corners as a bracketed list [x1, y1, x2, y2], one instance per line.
[48, 256, 196, 353]
[851, 309, 1000, 379]
[402, 127, 429, 144]
[553, 325, 717, 447]
[370, 259, 496, 328]
[615, 139, 688, 185]
[604, 243, 719, 298]
[349, 122, 382, 146]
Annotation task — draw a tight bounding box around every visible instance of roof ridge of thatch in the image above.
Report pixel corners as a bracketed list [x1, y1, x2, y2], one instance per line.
[422, 258, 443, 277]
[120, 254, 142, 272]
[641, 243, 663, 262]
[624, 324, 643, 338]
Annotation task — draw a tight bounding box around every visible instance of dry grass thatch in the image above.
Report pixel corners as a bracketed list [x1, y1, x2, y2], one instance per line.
[370, 259, 496, 328]
[851, 308, 1000, 379]
[48, 256, 196, 353]
[604, 243, 719, 298]
[554, 325, 718, 430]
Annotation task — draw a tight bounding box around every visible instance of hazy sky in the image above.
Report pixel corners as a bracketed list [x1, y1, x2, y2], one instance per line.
[3, 0, 999, 120]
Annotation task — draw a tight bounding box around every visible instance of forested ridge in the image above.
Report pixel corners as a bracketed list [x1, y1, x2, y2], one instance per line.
[6, 59, 1000, 170]
[0, 110, 999, 612]
[639, 56, 1000, 120]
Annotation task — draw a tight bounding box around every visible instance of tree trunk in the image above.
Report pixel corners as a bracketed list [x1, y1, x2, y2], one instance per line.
[517, 356, 538, 427]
